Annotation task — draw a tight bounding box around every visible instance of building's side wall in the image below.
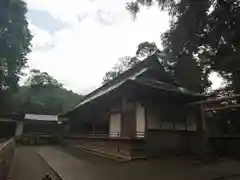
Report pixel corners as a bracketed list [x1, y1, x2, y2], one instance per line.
[147, 130, 197, 156]
[186, 110, 197, 131]
[121, 101, 136, 137]
[22, 121, 61, 135]
[146, 104, 197, 131]
[145, 103, 198, 157]
[109, 101, 146, 137]
[65, 100, 146, 160]
[147, 105, 164, 130]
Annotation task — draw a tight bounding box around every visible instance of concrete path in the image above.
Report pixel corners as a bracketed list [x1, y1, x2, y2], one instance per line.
[10, 147, 61, 180]
[36, 146, 240, 180]
[37, 147, 94, 180]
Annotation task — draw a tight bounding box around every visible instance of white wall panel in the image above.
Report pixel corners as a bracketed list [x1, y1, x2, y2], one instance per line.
[136, 103, 145, 137]
[109, 113, 121, 137]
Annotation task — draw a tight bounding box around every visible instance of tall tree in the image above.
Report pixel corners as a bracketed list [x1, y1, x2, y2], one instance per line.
[102, 42, 161, 83]
[102, 56, 139, 83]
[0, 0, 32, 113]
[127, 0, 240, 93]
[205, 1, 240, 94]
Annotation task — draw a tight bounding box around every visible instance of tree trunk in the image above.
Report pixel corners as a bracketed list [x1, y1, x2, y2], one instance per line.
[0, 59, 4, 115]
[231, 70, 240, 134]
[232, 70, 240, 94]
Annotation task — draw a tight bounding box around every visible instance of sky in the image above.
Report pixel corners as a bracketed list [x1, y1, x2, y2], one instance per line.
[24, 0, 223, 94]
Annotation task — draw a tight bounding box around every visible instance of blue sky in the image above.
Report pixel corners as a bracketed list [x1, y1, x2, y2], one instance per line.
[24, 0, 223, 94]
[27, 9, 68, 34]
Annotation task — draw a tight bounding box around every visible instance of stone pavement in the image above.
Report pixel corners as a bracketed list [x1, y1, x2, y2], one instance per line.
[10, 147, 61, 180]
[37, 146, 240, 180]
[37, 147, 93, 180]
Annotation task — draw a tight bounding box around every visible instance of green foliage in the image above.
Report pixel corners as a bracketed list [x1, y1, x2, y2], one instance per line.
[102, 41, 162, 84]
[127, 0, 240, 93]
[0, 0, 32, 92]
[136, 42, 160, 59]
[12, 69, 83, 114]
[25, 69, 63, 89]
[102, 56, 140, 83]
[0, 0, 31, 114]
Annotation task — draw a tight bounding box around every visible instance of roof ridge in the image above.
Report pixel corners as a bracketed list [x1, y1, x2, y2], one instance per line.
[83, 55, 158, 100]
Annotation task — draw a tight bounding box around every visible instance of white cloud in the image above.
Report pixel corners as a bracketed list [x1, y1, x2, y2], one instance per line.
[24, 0, 170, 94]
[25, 0, 129, 24]
[28, 22, 54, 50]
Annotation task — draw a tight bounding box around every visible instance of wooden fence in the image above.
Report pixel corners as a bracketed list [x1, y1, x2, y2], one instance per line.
[0, 139, 15, 180]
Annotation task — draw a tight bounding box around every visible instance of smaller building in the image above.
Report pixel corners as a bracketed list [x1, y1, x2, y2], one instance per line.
[17, 114, 68, 145]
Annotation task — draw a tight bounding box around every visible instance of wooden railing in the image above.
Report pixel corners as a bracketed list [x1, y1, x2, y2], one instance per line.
[0, 138, 15, 180]
[67, 131, 146, 139]
[18, 133, 63, 145]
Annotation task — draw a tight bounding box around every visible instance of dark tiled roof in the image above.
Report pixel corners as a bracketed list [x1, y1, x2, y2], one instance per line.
[75, 67, 149, 107]
[133, 78, 203, 96]
[83, 55, 165, 101]
[62, 54, 202, 116]
[63, 55, 167, 115]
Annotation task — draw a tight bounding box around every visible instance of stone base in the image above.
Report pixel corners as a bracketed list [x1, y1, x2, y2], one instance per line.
[63, 136, 146, 161]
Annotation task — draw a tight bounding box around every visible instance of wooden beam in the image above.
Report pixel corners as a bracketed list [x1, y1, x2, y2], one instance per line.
[204, 104, 240, 111]
[144, 102, 148, 135]
[188, 94, 240, 106]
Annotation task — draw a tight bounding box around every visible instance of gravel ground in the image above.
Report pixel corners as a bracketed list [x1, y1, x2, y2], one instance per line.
[9, 147, 61, 180]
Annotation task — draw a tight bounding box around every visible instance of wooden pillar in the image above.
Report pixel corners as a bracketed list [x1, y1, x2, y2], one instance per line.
[197, 104, 208, 159]
[120, 96, 123, 137]
[92, 122, 95, 135]
[15, 121, 23, 137]
[144, 102, 148, 136]
[120, 95, 125, 137]
[135, 102, 146, 137]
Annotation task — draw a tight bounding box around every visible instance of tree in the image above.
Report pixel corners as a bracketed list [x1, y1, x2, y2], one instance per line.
[205, 1, 240, 94]
[12, 69, 83, 114]
[25, 69, 63, 89]
[0, 0, 32, 114]
[136, 41, 160, 59]
[102, 42, 163, 83]
[127, 0, 240, 93]
[102, 56, 139, 83]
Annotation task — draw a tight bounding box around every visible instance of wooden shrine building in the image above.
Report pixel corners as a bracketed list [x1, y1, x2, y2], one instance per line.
[62, 55, 205, 160]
